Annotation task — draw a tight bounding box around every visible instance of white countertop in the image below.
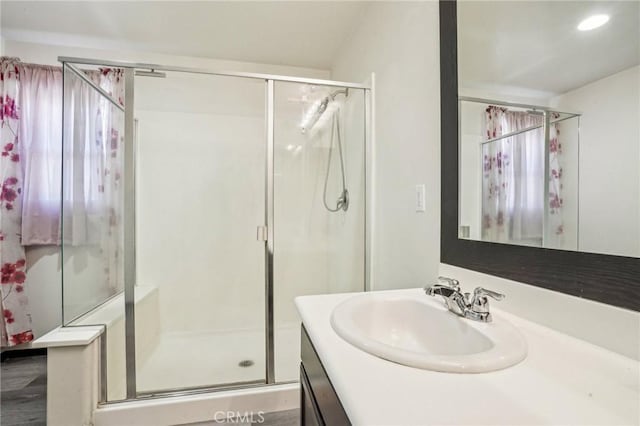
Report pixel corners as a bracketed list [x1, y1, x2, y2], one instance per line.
[296, 289, 640, 426]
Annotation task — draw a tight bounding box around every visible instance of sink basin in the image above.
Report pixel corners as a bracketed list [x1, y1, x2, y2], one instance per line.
[330, 292, 527, 373]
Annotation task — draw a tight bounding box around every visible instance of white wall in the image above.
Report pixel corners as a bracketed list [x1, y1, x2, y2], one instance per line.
[23, 247, 63, 338]
[4, 39, 331, 339]
[132, 71, 269, 338]
[4, 40, 329, 77]
[551, 65, 640, 257]
[330, 1, 441, 290]
[459, 87, 552, 109]
[135, 109, 266, 334]
[0, 6, 4, 56]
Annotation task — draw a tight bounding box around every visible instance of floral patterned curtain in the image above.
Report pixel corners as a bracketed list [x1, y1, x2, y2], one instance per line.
[61, 67, 125, 296]
[547, 117, 564, 244]
[482, 106, 564, 246]
[0, 57, 125, 346]
[19, 63, 63, 245]
[91, 68, 125, 296]
[1, 57, 33, 346]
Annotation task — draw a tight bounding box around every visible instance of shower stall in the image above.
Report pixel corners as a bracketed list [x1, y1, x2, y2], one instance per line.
[59, 57, 370, 402]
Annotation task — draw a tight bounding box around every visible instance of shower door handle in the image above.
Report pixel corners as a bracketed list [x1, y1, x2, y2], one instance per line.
[256, 226, 268, 242]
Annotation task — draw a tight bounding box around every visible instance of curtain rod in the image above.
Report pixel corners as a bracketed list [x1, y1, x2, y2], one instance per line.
[459, 96, 581, 117]
[1, 56, 61, 70]
[481, 114, 580, 146]
[1, 56, 120, 72]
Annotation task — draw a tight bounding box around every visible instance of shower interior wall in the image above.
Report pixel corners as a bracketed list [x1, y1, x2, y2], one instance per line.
[134, 75, 365, 330]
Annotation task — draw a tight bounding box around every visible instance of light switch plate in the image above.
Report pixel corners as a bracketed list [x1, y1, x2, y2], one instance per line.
[415, 184, 426, 212]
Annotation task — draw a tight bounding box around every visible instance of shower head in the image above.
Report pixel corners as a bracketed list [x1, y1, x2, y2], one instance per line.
[318, 97, 329, 114]
[135, 69, 166, 78]
[300, 88, 349, 134]
[301, 97, 329, 134]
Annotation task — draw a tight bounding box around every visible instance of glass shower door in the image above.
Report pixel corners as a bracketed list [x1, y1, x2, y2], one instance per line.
[61, 62, 128, 401]
[133, 71, 267, 393]
[273, 81, 367, 382]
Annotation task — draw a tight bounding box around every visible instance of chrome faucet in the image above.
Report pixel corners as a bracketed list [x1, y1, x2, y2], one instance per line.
[424, 276, 505, 322]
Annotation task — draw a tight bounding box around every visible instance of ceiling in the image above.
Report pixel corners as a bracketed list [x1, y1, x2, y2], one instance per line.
[1, 1, 369, 70]
[458, 1, 640, 97]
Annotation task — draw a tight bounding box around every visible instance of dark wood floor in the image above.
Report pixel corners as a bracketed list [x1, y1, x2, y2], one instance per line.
[256, 409, 299, 426]
[1, 354, 299, 426]
[186, 409, 299, 425]
[0, 355, 47, 426]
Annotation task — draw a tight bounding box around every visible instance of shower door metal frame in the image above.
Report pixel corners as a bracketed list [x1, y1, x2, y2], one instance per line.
[123, 67, 138, 399]
[265, 80, 276, 384]
[58, 57, 371, 89]
[59, 56, 371, 403]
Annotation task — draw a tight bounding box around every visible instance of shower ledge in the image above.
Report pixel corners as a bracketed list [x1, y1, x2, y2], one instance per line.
[32, 324, 104, 348]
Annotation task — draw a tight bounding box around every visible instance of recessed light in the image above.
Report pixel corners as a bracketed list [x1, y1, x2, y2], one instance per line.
[577, 14, 610, 31]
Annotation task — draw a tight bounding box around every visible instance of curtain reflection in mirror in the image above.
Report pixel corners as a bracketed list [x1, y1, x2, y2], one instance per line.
[481, 106, 564, 247]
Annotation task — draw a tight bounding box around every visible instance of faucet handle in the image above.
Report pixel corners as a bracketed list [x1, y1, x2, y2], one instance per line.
[437, 276, 460, 289]
[473, 287, 504, 301]
[469, 287, 504, 317]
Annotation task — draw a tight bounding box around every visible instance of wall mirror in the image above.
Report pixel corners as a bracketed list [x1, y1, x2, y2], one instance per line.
[456, 1, 639, 258]
[440, 1, 639, 311]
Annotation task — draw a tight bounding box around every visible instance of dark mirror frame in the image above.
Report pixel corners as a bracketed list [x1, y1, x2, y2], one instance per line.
[439, 0, 639, 311]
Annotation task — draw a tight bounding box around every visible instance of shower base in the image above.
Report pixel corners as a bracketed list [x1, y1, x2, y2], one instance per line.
[137, 324, 300, 393]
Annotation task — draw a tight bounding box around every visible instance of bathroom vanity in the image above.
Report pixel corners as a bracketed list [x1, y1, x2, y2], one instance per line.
[300, 325, 350, 425]
[297, 289, 639, 425]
